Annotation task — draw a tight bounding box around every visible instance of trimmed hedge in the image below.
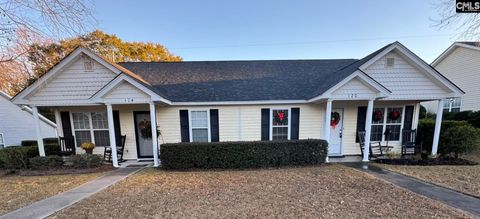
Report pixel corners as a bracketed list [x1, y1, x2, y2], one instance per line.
[442, 110, 480, 128]
[29, 155, 64, 169]
[417, 119, 479, 156]
[70, 154, 103, 169]
[160, 139, 328, 170]
[0, 139, 61, 169]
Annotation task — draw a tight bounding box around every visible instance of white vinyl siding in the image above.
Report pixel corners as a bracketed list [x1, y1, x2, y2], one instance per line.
[364, 51, 451, 100]
[27, 56, 116, 105]
[0, 94, 56, 147]
[434, 46, 480, 111]
[102, 81, 151, 103]
[331, 77, 379, 100]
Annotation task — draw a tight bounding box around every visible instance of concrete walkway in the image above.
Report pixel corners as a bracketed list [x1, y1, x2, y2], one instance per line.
[344, 163, 480, 217]
[1, 167, 144, 219]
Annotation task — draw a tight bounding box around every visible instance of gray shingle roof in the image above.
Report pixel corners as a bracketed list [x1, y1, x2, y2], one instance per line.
[117, 44, 392, 102]
[458, 41, 480, 47]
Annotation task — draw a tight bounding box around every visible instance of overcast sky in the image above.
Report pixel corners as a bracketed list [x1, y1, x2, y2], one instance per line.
[94, 0, 464, 62]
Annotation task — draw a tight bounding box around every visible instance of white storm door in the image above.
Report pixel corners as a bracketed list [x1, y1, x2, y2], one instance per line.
[328, 108, 344, 155]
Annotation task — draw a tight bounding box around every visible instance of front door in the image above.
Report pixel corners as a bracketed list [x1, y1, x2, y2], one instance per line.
[329, 108, 344, 155]
[134, 111, 154, 158]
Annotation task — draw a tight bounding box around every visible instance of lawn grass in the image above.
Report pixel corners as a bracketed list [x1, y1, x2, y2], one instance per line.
[50, 165, 472, 218]
[0, 171, 107, 215]
[376, 152, 480, 198]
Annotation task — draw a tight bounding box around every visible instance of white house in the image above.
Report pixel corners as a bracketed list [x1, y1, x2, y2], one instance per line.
[11, 41, 463, 167]
[424, 42, 480, 113]
[0, 91, 57, 147]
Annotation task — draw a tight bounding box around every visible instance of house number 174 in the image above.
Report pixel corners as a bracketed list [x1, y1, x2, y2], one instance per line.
[124, 98, 134, 103]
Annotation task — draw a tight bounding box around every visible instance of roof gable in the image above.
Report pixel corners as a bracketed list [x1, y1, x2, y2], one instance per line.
[432, 42, 480, 66]
[359, 42, 464, 98]
[90, 74, 171, 104]
[12, 47, 149, 106]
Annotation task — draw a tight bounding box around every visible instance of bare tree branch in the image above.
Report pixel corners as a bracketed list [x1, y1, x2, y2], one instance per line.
[432, 0, 480, 39]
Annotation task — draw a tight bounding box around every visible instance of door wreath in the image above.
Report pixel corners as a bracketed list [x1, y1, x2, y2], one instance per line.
[330, 112, 341, 128]
[138, 119, 152, 139]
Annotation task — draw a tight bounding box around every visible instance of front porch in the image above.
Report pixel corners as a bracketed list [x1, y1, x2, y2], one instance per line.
[47, 103, 162, 167]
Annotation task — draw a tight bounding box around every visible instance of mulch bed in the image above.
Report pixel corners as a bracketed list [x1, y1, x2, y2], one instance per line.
[375, 157, 478, 166]
[0, 165, 113, 177]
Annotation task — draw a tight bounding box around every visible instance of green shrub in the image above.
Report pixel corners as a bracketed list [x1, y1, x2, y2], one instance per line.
[29, 155, 64, 169]
[21, 140, 37, 147]
[160, 139, 328, 170]
[417, 119, 469, 153]
[441, 125, 480, 158]
[0, 138, 60, 169]
[0, 146, 38, 169]
[19, 139, 60, 156]
[417, 119, 480, 156]
[70, 154, 103, 168]
[441, 110, 480, 128]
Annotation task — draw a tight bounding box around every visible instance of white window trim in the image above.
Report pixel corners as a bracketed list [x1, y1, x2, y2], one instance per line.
[371, 106, 405, 142]
[444, 97, 462, 112]
[0, 133, 5, 147]
[188, 109, 211, 143]
[269, 108, 291, 141]
[70, 111, 110, 147]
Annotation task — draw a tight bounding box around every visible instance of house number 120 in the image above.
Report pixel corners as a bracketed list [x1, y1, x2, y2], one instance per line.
[347, 93, 358, 99]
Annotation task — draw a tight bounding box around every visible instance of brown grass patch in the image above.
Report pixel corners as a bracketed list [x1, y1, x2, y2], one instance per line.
[50, 165, 472, 218]
[376, 153, 480, 198]
[0, 169, 109, 215]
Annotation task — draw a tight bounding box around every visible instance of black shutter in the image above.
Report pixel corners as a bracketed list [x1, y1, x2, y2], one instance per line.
[179, 110, 190, 142]
[210, 109, 219, 142]
[355, 106, 367, 143]
[60, 111, 73, 138]
[113, 111, 122, 145]
[261, 108, 270, 141]
[404, 105, 415, 130]
[290, 108, 300, 140]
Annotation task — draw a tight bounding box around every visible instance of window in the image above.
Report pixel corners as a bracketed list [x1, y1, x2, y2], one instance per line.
[370, 107, 404, 142]
[190, 110, 210, 142]
[72, 112, 110, 147]
[271, 109, 290, 140]
[443, 97, 461, 113]
[0, 133, 4, 148]
[385, 57, 395, 68]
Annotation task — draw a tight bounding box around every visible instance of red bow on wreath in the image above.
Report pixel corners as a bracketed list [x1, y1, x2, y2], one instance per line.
[277, 112, 285, 121]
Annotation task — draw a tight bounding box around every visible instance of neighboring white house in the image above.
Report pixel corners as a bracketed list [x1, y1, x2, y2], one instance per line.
[0, 91, 57, 147]
[11, 41, 463, 167]
[423, 42, 479, 113]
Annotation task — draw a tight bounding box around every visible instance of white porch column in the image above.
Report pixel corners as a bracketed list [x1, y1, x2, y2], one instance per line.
[324, 99, 332, 163]
[106, 104, 119, 167]
[363, 99, 374, 162]
[32, 106, 46, 157]
[54, 109, 63, 137]
[150, 102, 160, 167]
[432, 99, 444, 156]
